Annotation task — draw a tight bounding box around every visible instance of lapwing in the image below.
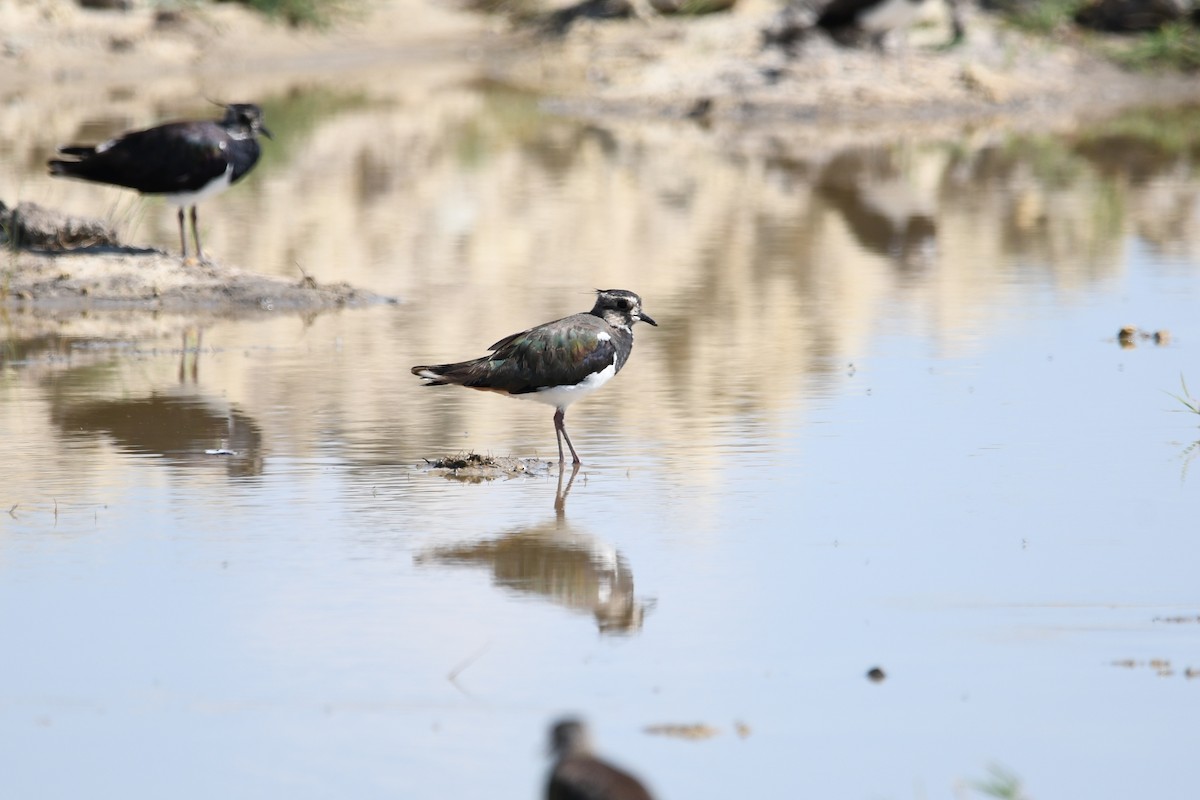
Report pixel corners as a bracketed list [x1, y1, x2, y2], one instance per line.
[48, 102, 272, 261]
[546, 718, 655, 800]
[412, 289, 657, 466]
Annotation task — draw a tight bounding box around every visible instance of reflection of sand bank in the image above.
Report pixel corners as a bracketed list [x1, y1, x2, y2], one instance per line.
[0, 328, 269, 503]
[48, 385, 265, 478]
[3, 73, 1200, 495]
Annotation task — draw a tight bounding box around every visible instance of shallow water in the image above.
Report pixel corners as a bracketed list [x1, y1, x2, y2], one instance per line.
[3, 76, 1200, 798]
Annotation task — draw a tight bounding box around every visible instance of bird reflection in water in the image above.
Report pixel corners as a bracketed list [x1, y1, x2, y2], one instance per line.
[45, 327, 264, 477]
[417, 465, 651, 634]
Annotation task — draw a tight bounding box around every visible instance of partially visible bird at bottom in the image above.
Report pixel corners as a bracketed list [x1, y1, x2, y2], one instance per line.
[547, 717, 656, 800]
[47, 102, 272, 262]
[411, 289, 658, 465]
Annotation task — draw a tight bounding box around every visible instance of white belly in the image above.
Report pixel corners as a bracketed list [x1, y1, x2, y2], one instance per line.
[517, 363, 618, 409]
[163, 164, 235, 207]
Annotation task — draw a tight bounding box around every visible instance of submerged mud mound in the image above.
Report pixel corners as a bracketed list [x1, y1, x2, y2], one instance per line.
[421, 452, 557, 481]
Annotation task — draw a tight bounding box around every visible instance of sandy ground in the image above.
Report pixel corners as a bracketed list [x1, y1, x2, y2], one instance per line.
[3, 0, 1199, 311]
[517, 4, 1200, 119]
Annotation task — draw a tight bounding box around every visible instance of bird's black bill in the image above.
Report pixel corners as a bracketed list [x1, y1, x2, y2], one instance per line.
[639, 313, 658, 326]
[260, 125, 274, 140]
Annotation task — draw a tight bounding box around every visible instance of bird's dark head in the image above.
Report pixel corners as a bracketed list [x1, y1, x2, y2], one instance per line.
[591, 289, 657, 330]
[548, 717, 593, 758]
[220, 103, 273, 140]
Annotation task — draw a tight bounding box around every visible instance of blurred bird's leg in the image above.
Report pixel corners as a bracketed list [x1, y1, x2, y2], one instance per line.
[177, 207, 188, 259]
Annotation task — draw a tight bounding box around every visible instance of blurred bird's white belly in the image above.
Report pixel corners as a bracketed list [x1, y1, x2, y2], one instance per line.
[164, 164, 234, 206]
[521, 364, 617, 408]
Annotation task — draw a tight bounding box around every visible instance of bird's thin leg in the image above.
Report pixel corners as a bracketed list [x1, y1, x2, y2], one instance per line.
[553, 411, 565, 463]
[553, 408, 581, 465]
[191, 206, 204, 262]
[177, 207, 188, 259]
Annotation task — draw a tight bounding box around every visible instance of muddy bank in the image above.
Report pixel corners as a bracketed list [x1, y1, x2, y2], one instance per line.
[2, 201, 391, 314]
[2, 246, 392, 313]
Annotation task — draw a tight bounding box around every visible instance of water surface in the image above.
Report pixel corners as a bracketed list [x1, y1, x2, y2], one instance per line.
[3, 78, 1200, 798]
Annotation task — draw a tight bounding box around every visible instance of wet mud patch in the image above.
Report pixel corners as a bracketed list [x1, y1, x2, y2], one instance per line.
[2, 201, 392, 314]
[420, 452, 556, 481]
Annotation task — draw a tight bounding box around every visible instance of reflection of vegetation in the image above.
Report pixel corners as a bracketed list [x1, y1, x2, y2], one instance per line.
[1109, 22, 1200, 72]
[226, 0, 355, 28]
[254, 89, 374, 170]
[1028, 100, 1197, 174]
[1074, 105, 1200, 156]
[450, 81, 611, 178]
[1166, 376, 1200, 483]
[970, 764, 1029, 800]
[479, 83, 547, 143]
[995, 132, 1125, 264]
[1003, 134, 1086, 189]
[1177, 438, 1200, 483]
[453, 82, 547, 168]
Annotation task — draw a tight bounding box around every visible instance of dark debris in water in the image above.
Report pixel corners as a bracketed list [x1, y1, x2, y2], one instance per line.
[1116, 325, 1170, 348]
[421, 452, 554, 482]
[426, 453, 499, 470]
[640, 720, 753, 740]
[1109, 658, 1200, 679]
[643, 723, 720, 741]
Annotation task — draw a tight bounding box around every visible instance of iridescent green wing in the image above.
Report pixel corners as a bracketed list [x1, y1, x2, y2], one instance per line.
[485, 315, 616, 393]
